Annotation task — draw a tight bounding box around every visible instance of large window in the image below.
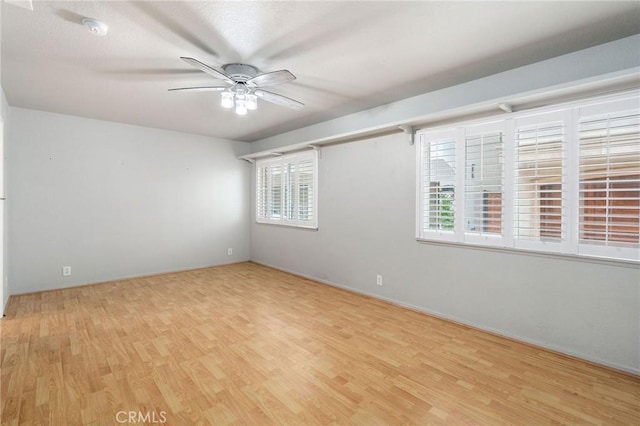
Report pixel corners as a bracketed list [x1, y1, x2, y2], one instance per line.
[256, 150, 318, 229]
[417, 93, 639, 262]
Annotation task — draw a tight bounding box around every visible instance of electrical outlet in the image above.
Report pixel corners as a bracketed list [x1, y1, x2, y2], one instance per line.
[62, 266, 71, 277]
[376, 274, 383, 286]
[227, 248, 233, 256]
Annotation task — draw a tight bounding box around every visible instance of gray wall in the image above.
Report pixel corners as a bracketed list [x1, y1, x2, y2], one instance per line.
[8, 107, 251, 294]
[251, 132, 640, 374]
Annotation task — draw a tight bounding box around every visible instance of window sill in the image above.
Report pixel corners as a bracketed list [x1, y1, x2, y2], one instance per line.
[255, 221, 319, 231]
[416, 238, 639, 268]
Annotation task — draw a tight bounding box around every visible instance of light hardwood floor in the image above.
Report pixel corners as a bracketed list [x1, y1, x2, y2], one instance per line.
[1, 262, 638, 425]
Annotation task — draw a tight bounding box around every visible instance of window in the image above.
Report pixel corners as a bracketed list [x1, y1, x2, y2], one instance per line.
[464, 123, 505, 245]
[513, 111, 567, 253]
[417, 93, 639, 262]
[256, 150, 318, 229]
[418, 124, 506, 247]
[578, 101, 639, 259]
[419, 131, 456, 239]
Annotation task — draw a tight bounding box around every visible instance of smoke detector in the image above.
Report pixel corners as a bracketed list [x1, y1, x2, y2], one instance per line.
[82, 18, 108, 36]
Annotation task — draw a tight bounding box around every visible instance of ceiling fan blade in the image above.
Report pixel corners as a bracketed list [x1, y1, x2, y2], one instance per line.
[169, 86, 227, 92]
[180, 57, 234, 85]
[247, 70, 296, 88]
[5, 0, 33, 11]
[255, 90, 304, 111]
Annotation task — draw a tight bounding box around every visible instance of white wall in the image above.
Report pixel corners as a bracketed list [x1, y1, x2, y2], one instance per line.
[1, 90, 7, 314]
[8, 107, 251, 294]
[1, 0, 8, 311]
[251, 132, 640, 374]
[1, 1, 7, 314]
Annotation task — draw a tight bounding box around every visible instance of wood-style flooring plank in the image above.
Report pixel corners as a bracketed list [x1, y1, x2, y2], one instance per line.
[1, 262, 638, 425]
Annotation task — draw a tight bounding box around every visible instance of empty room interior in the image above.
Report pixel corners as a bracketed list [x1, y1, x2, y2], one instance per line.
[1, 1, 640, 424]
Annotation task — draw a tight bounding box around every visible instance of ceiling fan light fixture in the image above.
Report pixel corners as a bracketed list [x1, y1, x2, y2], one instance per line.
[221, 91, 234, 109]
[246, 94, 258, 110]
[235, 99, 248, 116]
[221, 88, 255, 115]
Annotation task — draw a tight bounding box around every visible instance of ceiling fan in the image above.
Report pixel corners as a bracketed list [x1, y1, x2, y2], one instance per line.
[169, 57, 304, 115]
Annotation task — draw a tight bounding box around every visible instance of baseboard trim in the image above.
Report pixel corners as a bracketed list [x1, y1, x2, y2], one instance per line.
[5, 260, 251, 298]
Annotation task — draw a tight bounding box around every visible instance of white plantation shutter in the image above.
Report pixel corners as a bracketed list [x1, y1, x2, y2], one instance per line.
[256, 164, 268, 221]
[283, 161, 295, 220]
[416, 91, 638, 262]
[255, 150, 318, 229]
[419, 131, 457, 240]
[514, 112, 566, 252]
[578, 100, 640, 259]
[297, 158, 315, 223]
[464, 124, 504, 244]
[269, 163, 282, 219]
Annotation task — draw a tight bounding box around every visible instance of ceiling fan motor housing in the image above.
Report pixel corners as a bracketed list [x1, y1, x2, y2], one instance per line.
[222, 64, 259, 82]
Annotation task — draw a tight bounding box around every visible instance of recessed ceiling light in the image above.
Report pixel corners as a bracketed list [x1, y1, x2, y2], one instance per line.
[82, 18, 108, 36]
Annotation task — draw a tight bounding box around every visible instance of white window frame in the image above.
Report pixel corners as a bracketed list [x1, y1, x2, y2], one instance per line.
[462, 121, 507, 248]
[256, 150, 318, 229]
[416, 91, 639, 263]
[417, 129, 458, 242]
[512, 109, 572, 255]
[576, 97, 640, 261]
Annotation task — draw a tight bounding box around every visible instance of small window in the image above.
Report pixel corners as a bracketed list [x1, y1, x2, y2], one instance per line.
[256, 150, 318, 229]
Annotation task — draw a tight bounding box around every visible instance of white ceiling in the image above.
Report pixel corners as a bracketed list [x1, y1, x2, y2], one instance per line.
[3, 1, 639, 142]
